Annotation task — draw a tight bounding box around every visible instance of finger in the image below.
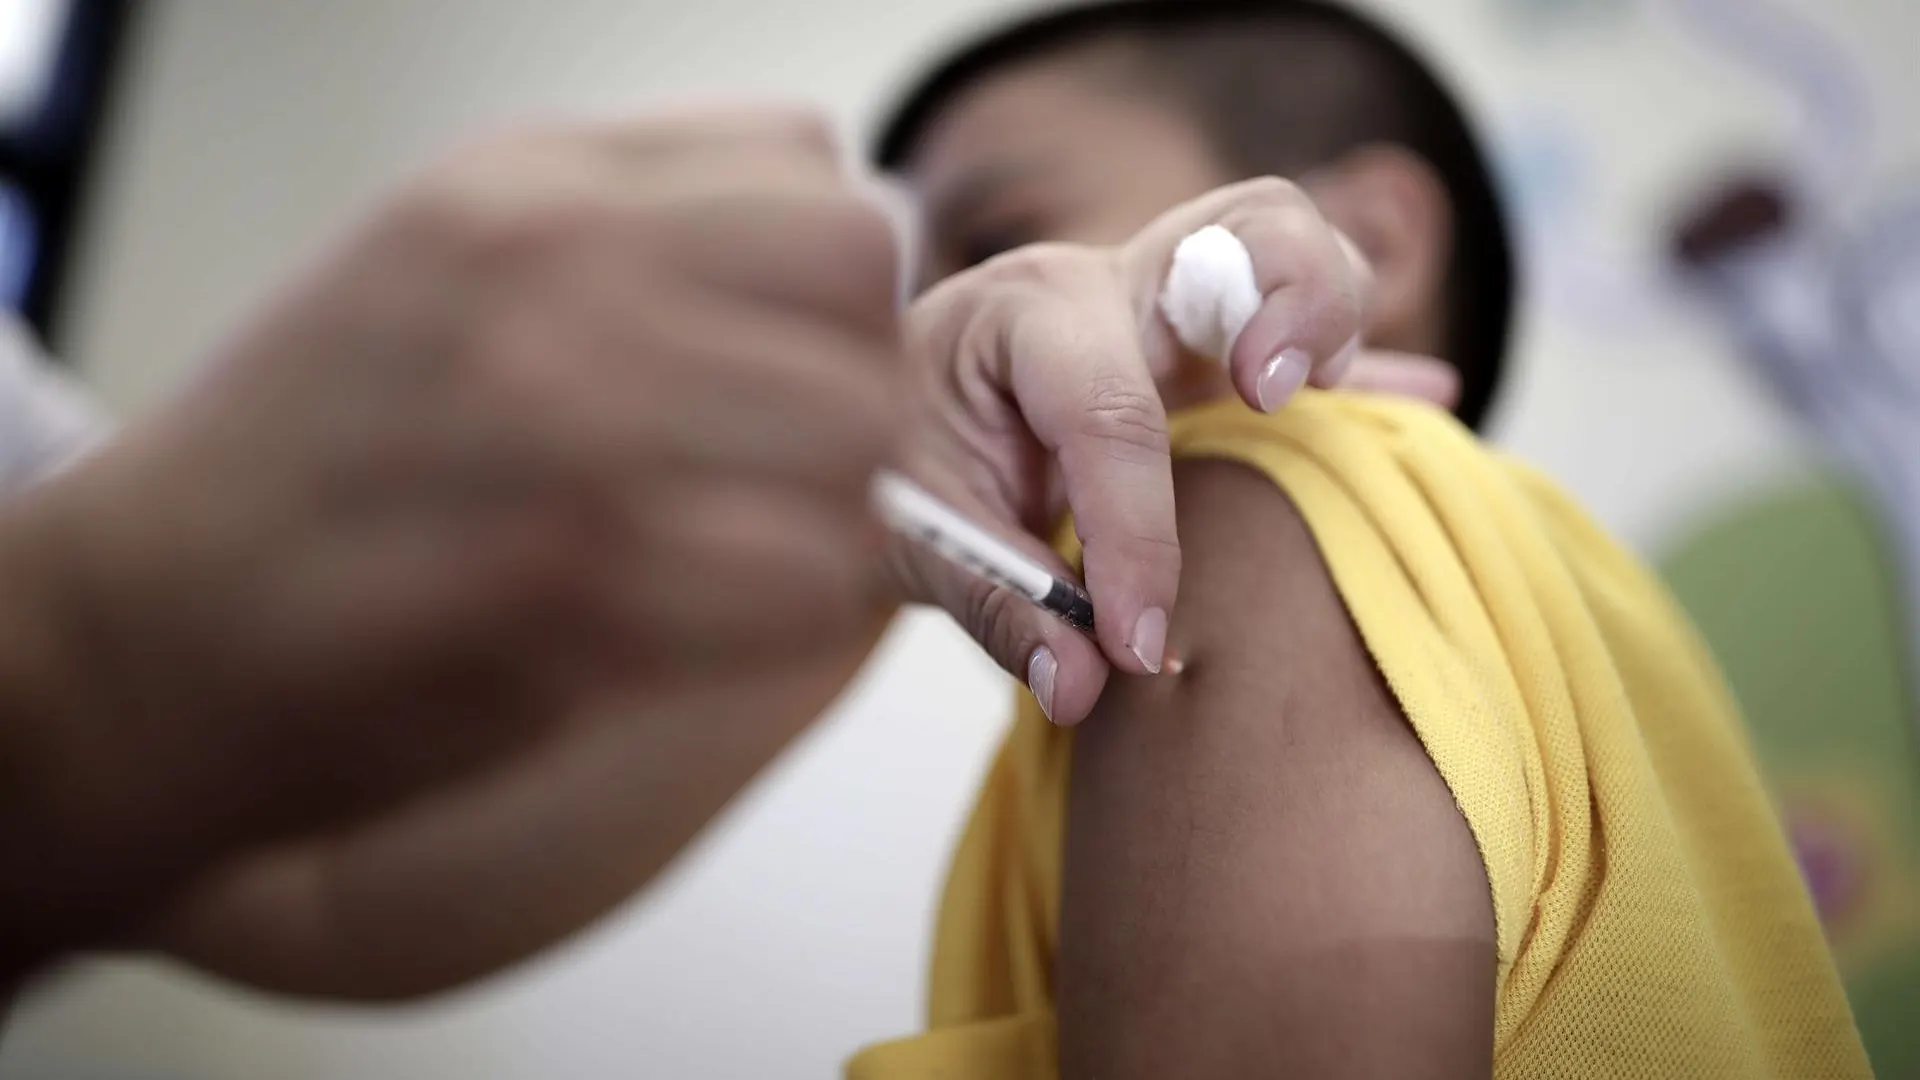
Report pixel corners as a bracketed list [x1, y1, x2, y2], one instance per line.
[1337, 350, 1461, 409]
[567, 107, 854, 219]
[1119, 177, 1371, 411]
[461, 255, 900, 506]
[626, 300, 901, 500]
[1318, 231, 1376, 387]
[585, 102, 843, 170]
[462, 350, 896, 530]
[606, 481, 892, 668]
[1223, 201, 1367, 405]
[995, 276, 1180, 676]
[858, 173, 922, 312]
[650, 188, 902, 340]
[887, 506, 1112, 726]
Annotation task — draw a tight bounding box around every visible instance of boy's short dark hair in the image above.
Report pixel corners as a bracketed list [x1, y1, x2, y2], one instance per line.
[873, 0, 1517, 431]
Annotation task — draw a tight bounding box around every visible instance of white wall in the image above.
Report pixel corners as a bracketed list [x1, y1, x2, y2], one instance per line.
[5, 0, 1916, 1077]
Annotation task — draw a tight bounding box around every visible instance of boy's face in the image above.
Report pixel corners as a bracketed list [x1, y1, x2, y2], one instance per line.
[905, 54, 1236, 288]
[901, 48, 1456, 372]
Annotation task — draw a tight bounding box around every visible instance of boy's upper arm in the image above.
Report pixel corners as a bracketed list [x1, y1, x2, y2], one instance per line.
[1058, 459, 1496, 1079]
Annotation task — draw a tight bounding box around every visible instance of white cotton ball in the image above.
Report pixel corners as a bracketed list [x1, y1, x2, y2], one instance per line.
[1159, 224, 1262, 364]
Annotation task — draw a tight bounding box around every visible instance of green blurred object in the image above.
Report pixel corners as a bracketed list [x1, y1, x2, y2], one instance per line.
[1661, 473, 1920, 1079]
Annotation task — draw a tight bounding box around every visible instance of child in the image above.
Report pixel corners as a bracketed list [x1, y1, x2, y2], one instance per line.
[851, 2, 1871, 1076]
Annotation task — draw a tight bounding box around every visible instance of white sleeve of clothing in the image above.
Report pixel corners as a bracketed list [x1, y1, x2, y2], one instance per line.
[0, 313, 109, 494]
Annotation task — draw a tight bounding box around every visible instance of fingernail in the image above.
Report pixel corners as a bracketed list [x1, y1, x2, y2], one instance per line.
[1257, 348, 1312, 412]
[1028, 646, 1059, 723]
[1128, 607, 1167, 674]
[1322, 335, 1362, 386]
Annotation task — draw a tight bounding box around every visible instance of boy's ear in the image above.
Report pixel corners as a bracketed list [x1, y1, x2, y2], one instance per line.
[1304, 144, 1450, 354]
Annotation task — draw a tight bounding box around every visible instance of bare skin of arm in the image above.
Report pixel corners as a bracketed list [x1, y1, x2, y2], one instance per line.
[1058, 459, 1496, 1079]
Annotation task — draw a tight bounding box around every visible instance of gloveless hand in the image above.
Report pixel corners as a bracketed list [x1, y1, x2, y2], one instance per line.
[0, 107, 904, 970]
[893, 178, 1457, 724]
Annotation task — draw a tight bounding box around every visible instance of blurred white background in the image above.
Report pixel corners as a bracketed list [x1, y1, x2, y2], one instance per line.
[3, 0, 1917, 1076]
